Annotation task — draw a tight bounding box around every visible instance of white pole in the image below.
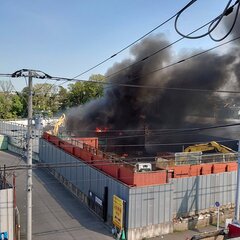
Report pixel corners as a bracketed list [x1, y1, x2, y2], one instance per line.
[234, 141, 240, 222]
[217, 206, 220, 230]
[27, 72, 33, 240]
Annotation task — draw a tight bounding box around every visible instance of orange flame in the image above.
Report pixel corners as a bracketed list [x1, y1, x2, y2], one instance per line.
[95, 127, 108, 133]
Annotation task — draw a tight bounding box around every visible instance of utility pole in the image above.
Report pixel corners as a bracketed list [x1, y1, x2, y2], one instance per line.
[26, 71, 33, 240]
[11, 69, 52, 240]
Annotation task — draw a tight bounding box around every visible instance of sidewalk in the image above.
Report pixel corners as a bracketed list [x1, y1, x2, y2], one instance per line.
[150, 225, 223, 240]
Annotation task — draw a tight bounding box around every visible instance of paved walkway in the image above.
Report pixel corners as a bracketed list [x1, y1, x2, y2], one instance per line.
[150, 225, 223, 240]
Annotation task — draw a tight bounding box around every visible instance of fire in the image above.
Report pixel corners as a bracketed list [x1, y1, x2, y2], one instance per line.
[95, 127, 108, 133]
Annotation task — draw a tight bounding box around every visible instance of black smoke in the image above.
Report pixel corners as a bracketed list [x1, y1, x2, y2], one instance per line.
[66, 17, 240, 138]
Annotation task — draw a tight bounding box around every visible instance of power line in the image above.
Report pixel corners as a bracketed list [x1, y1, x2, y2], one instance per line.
[29, 122, 240, 141]
[50, 36, 240, 94]
[71, 1, 198, 79]
[1, 122, 239, 141]
[55, 16, 225, 88]
[72, 0, 239, 78]
[98, 139, 239, 148]
[1, 121, 240, 134]
[3, 37, 240, 96]
[2, 150, 240, 172]
[0, 74, 12, 77]
[104, 18, 215, 81]
[175, 0, 240, 41]
[4, 136, 239, 150]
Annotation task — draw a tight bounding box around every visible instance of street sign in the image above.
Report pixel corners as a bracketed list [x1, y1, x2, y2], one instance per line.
[113, 195, 124, 230]
[215, 201, 220, 230]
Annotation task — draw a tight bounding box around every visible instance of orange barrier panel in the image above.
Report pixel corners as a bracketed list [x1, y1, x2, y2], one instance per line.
[59, 142, 74, 154]
[101, 163, 119, 178]
[172, 165, 190, 178]
[80, 150, 93, 162]
[189, 165, 202, 176]
[43, 132, 50, 140]
[227, 162, 237, 172]
[48, 134, 60, 146]
[133, 171, 167, 186]
[73, 147, 84, 159]
[212, 163, 227, 174]
[92, 159, 107, 170]
[72, 137, 98, 149]
[167, 170, 174, 180]
[92, 154, 103, 161]
[201, 164, 213, 175]
[118, 166, 134, 185]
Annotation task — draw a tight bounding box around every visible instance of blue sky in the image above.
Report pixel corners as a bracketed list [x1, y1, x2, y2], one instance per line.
[0, 1, 234, 90]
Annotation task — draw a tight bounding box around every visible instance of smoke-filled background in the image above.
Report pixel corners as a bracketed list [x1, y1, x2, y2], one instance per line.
[66, 11, 240, 151]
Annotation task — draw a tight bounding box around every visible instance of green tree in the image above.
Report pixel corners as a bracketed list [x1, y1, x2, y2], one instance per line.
[58, 86, 69, 111]
[68, 74, 105, 107]
[0, 93, 13, 119]
[20, 83, 59, 117]
[11, 94, 24, 117]
[0, 80, 23, 119]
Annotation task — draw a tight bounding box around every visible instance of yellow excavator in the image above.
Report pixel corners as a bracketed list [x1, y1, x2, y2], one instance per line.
[52, 114, 66, 136]
[184, 141, 235, 153]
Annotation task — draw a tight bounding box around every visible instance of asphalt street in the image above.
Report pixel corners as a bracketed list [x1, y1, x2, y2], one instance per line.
[0, 151, 112, 240]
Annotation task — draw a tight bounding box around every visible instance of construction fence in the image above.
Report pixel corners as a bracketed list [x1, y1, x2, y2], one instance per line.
[39, 139, 237, 238]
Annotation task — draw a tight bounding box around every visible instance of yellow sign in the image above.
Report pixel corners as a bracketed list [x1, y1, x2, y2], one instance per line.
[113, 195, 124, 229]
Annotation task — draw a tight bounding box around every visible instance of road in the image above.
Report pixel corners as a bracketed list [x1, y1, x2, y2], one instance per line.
[0, 151, 112, 240]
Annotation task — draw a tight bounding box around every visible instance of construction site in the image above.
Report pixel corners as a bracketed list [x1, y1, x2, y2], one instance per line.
[36, 112, 239, 240]
[45, 27, 240, 240]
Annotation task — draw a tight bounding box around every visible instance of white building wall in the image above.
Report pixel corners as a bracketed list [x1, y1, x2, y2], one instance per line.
[0, 188, 14, 240]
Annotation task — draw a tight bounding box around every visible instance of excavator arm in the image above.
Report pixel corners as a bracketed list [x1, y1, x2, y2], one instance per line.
[184, 141, 235, 153]
[53, 114, 66, 136]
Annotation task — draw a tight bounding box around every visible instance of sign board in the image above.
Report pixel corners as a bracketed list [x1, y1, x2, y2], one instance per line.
[89, 191, 103, 206]
[112, 195, 124, 230]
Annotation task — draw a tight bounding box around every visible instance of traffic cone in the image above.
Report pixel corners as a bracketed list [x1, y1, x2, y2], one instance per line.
[121, 229, 126, 240]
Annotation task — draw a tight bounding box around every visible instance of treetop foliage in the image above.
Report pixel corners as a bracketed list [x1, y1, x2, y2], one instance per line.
[0, 74, 105, 119]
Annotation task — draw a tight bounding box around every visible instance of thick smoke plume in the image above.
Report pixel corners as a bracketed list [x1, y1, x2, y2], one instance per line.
[66, 16, 240, 137]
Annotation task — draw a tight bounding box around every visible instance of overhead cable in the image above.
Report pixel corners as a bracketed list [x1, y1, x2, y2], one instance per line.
[51, 36, 240, 94]
[71, 0, 197, 78]
[175, 0, 240, 41]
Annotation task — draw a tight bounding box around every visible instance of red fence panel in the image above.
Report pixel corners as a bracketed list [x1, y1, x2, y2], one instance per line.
[172, 165, 190, 178]
[201, 164, 213, 175]
[227, 162, 237, 172]
[118, 166, 134, 185]
[212, 163, 227, 174]
[133, 171, 167, 186]
[189, 165, 202, 176]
